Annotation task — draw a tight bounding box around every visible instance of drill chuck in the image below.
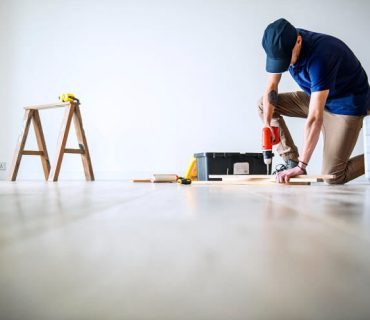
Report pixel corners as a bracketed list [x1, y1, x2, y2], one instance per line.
[263, 150, 273, 165]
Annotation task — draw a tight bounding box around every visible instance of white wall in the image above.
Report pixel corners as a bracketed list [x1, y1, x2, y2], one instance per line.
[1, 0, 369, 180]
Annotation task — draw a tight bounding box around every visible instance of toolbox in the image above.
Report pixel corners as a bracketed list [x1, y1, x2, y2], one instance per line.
[194, 152, 267, 181]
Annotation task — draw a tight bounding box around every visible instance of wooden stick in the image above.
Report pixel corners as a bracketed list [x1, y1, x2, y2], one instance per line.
[32, 110, 51, 180]
[72, 103, 94, 181]
[132, 179, 152, 183]
[9, 110, 34, 181]
[22, 150, 44, 155]
[64, 148, 85, 154]
[49, 104, 75, 181]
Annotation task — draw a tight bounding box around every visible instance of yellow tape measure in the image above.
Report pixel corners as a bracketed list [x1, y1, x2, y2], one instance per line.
[59, 93, 80, 103]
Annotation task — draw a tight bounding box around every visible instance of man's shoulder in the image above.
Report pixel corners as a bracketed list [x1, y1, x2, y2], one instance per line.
[299, 29, 346, 65]
[298, 28, 345, 49]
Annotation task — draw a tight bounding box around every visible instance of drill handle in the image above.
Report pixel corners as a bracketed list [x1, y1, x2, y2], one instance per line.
[271, 126, 280, 145]
[262, 126, 280, 150]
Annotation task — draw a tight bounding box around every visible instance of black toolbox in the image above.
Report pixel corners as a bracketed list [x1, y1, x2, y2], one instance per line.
[194, 152, 267, 181]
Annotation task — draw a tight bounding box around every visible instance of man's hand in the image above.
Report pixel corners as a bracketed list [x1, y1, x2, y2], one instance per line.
[276, 166, 306, 183]
[276, 89, 329, 184]
[298, 90, 329, 165]
[263, 125, 276, 141]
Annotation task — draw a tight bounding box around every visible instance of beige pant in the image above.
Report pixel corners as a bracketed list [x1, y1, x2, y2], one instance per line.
[257, 91, 368, 184]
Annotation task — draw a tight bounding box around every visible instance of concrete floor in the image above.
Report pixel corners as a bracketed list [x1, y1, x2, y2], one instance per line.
[0, 180, 370, 320]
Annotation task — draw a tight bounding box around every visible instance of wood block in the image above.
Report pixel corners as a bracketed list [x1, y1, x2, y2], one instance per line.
[132, 174, 178, 183]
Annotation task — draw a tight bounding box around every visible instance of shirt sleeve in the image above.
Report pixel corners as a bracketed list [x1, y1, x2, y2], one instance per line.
[308, 53, 341, 92]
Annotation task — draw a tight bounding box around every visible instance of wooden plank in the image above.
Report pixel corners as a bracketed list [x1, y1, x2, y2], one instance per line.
[64, 148, 85, 154]
[9, 110, 34, 181]
[24, 102, 70, 110]
[209, 174, 335, 182]
[224, 177, 319, 183]
[192, 180, 310, 186]
[49, 104, 75, 181]
[132, 175, 179, 183]
[32, 110, 51, 180]
[72, 103, 95, 181]
[22, 150, 44, 156]
[152, 174, 178, 182]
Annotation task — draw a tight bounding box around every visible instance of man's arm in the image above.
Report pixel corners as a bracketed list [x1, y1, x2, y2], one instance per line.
[276, 89, 329, 183]
[263, 73, 282, 127]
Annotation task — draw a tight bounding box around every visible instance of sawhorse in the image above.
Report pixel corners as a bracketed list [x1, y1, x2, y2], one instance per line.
[10, 101, 94, 181]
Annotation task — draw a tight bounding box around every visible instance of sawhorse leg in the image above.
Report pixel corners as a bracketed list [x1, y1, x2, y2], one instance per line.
[50, 102, 94, 181]
[9, 109, 50, 181]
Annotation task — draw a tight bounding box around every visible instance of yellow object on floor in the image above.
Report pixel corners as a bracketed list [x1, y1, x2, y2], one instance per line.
[184, 157, 197, 180]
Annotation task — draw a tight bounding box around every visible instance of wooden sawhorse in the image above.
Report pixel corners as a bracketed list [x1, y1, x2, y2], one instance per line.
[10, 101, 94, 181]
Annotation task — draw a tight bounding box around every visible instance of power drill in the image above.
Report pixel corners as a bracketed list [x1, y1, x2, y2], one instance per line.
[262, 126, 280, 175]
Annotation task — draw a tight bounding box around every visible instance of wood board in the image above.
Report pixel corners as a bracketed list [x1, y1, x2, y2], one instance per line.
[192, 174, 335, 185]
[192, 180, 310, 185]
[209, 174, 335, 182]
[25, 102, 70, 110]
[132, 174, 179, 183]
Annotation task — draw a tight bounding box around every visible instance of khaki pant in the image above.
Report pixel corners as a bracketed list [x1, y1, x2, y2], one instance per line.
[257, 91, 368, 184]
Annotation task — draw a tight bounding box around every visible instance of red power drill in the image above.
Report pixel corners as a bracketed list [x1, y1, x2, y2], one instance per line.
[262, 126, 280, 175]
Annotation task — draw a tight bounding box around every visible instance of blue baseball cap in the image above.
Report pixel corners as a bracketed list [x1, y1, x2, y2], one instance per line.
[262, 18, 298, 73]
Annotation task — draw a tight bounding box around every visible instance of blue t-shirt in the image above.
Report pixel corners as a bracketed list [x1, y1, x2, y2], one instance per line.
[289, 29, 370, 116]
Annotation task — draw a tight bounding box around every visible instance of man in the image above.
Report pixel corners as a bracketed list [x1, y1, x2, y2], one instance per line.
[259, 18, 370, 184]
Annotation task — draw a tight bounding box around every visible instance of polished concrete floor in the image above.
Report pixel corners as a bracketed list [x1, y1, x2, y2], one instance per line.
[0, 180, 370, 320]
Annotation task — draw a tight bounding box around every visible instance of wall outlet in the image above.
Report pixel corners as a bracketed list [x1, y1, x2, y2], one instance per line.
[0, 162, 7, 171]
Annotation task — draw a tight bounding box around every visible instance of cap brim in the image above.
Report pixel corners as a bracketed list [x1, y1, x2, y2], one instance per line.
[266, 56, 290, 73]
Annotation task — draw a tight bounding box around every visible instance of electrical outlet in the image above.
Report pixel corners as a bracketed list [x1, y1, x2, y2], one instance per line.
[0, 162, 7, 171]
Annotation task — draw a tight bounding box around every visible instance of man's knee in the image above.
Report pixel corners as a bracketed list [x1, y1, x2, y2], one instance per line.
[322, 168, 346, 185]
[324, 175, 346, 185]
[323, 154, 364, 185]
